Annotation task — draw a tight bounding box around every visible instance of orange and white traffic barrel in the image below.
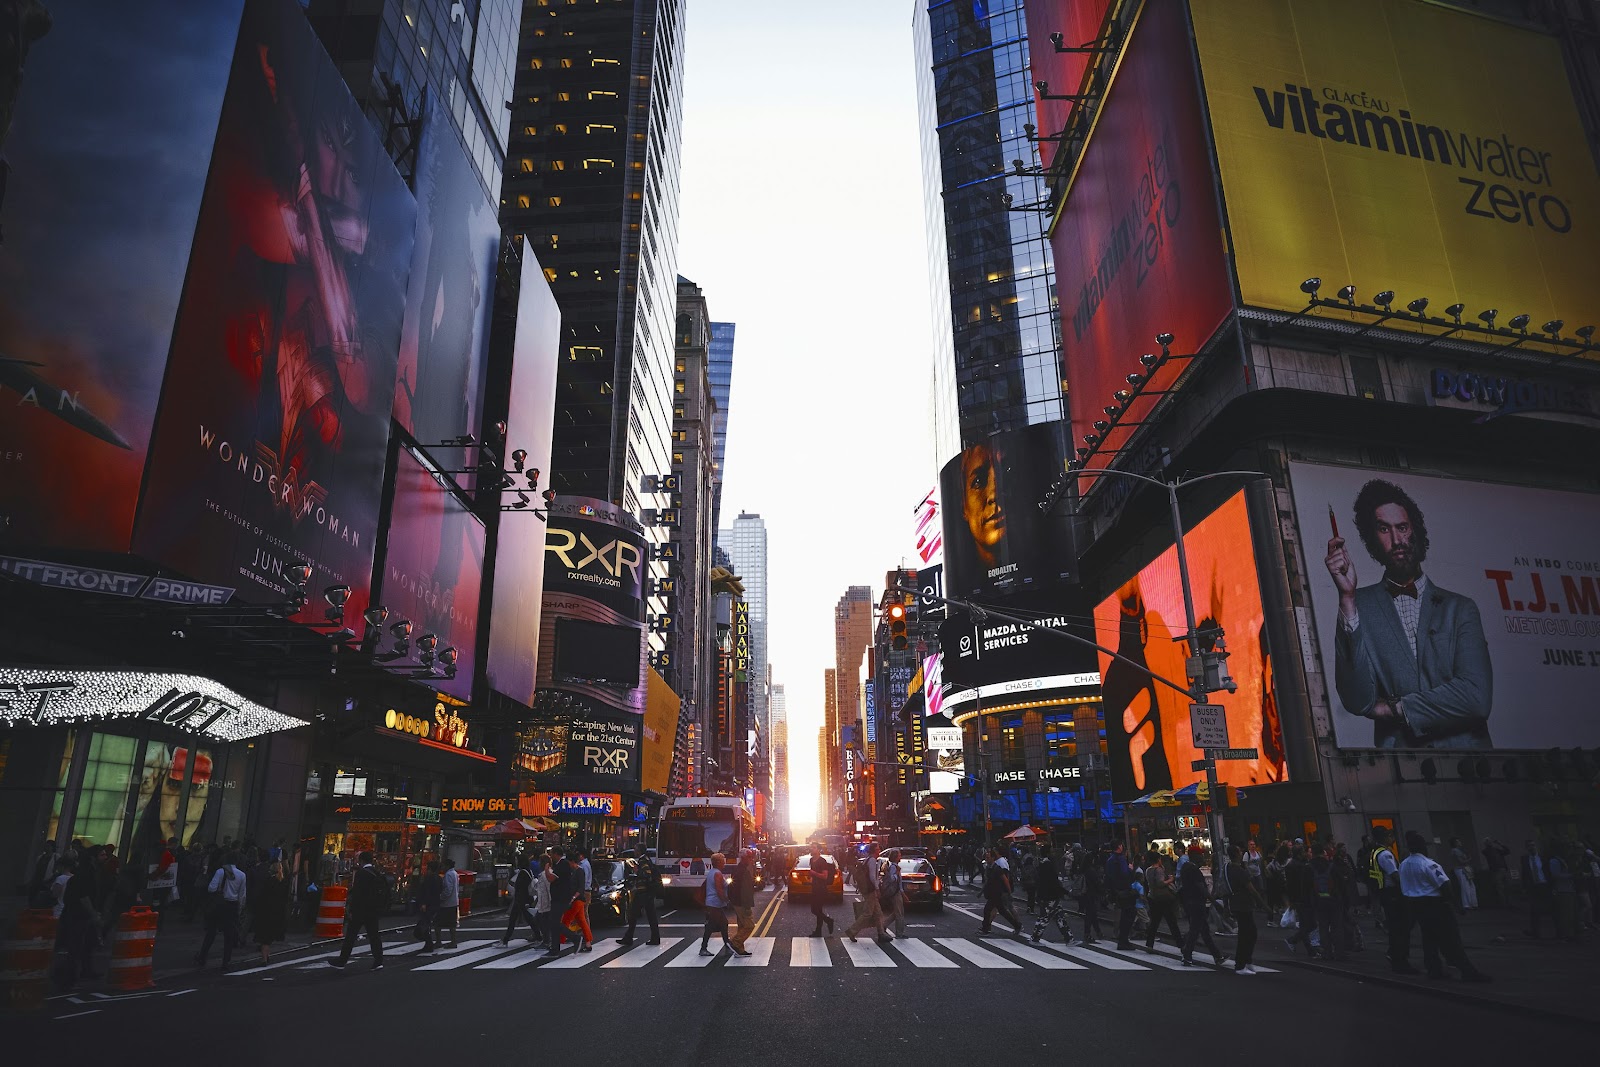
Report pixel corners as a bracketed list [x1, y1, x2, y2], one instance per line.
[316, 884, 348, 940]
[1, 909, 56, 1011]
[457, 871, 474, 917]
[108, 906, 157, 990]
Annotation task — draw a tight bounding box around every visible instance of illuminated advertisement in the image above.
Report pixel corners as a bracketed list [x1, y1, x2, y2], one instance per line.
[534, 498, 647, 717]
[1191, 0, 1600, 339]
[0, 667, 305, 741]
[912, 486, 943, 566]
[483, 251, 560, 705]
[133, 0, 415, 630]
[1023, 0, 1112, 171]
[1290, 463, 1600, 749]
[0, 0, 244, 552]
[641, 668, 681, 795]
[939, 587, 1100, 715]
[939, 423, 1076, 600]
[393, 102, 499, 447]
[1049, 0, 1232, 464]
[1093, 491, 1287, 799]
[378, 449, 485, 701]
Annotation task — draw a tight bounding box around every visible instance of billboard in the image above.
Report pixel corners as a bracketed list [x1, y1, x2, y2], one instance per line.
[1023, 0, 1113, 171]
[641, 668, 681, 795]
[939, 423, 1076, 600]
[940, 587, 1100, 717]
[393, 102, 499, 450]
[1049, 0, 1232, 462]
[1290, 463, 1600, 749]
[912, 486, 943, 566]
[1093, 491, 1288, 798]
[533, 498, 647, 718]
[0, 0, 245, 552]
[483, 250, 560, 705]
[132, 0, 415, 628]
[1191, 0, 1600, 338]
[378, 449, 485, 700]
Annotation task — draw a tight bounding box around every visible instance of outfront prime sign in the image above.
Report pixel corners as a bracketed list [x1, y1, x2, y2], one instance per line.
[0, 667, 305, 741]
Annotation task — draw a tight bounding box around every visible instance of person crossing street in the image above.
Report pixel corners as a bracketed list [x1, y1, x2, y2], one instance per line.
[328, 851, 385, 970]
[620, 850, 662, 947]
[807, 844, 836, 937]
[978, 846, 1025, 940]
[729, 848, 758, 953]
[1178, 844, 1226, 968]
[845, 843, 891, 944]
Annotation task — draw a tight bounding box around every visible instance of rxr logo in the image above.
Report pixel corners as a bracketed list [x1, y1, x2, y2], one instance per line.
[583, 746, 628, 770]
[546, 528, 642, 583]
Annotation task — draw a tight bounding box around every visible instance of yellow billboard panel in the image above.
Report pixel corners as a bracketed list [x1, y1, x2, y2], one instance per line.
[1192, 0, 1600, 340]
[642, 668, 682, 795]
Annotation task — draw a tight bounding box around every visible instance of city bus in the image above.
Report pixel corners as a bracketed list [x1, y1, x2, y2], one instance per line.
[654, 795, 754, 903]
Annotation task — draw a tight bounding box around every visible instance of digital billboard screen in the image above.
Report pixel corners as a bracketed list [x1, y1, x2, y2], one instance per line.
[939, 423, 1076, 600]
[132, 0, 415, 628]
[1093, 491, 1288, 799]
[378, 448, 485, 701]
[1290, 463, 1600, 749]
[1191, 0, 1600, 345]
[1049, 0, 1232, 470]
[484, 251, 560, 706]
[554, 618, 643, 688]
[393, 101, 499, 451]
[0, 0, 245, 552]
[939, 586, 1099, 717]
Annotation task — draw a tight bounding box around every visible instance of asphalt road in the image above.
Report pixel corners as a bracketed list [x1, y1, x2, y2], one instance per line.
[5, 881, 1586, 1062]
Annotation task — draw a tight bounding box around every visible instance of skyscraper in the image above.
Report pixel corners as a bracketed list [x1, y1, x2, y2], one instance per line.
[913, 0, 1063, 449]
[770, 681, 788, 840]
[501, 0, 687, 516]
[707, 321, 736, 531]
[718, 513, 768, 771]
[831, 585, 874, 827]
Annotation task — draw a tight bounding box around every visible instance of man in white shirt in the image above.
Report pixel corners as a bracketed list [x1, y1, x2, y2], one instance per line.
[196, 853, 246, 970]
[1400, 832, 1488, 983]
[435, 858, 460, 948]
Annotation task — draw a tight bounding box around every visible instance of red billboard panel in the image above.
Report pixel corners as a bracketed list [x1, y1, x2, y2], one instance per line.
[1023, 0, 1112, 172]
[0, 1, 245, 552]
[393, 102, 499, 452]
[483, 252, 561, 706]
[1093, 491, 1287, 800]
[379, 449, 485, 701]
[132, 0, 415, 627]
[1049, 0, 1231, 470]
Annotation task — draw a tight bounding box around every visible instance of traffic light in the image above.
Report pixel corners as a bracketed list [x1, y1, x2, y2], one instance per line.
[888, 601, 908, 650]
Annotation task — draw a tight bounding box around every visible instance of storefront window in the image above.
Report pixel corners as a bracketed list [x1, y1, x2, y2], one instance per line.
[1000, 716, 1024, 770]
[48, 732, 139, 849]
[1043, 712, 1076, 764]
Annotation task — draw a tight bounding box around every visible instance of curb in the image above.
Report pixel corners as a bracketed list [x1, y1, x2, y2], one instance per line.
[1269, 956, 1595, 1026]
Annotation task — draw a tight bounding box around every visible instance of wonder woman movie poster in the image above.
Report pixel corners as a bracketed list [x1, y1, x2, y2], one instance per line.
[133, 0, 415, 627]
[393, 101, 498, 452]
[379, 448, 485, 701]
[0, 0, 245, 552]
[1093, 491, 1287, 799]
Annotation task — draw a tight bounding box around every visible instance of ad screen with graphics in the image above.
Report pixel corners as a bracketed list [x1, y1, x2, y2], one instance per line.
[1051, 0, 1232, 466]
[1093, 492, 1287, 798]
[1192, 0, 1600, 342]
[939, 423, 1076, 600]
[393, 102, 498, 449]
[379, 449, 485, 701]
[132, 0, 414, 626]
[1024, 0, 1112, 171]
[0, 0, 244, 552]
[484, 253, 561, 706]
[939, 586, 1099, 717]
[1291, 463, 1600, 749]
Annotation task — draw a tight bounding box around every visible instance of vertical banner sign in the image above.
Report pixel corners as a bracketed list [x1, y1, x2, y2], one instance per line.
[863, 680, 876, 758]
[912, 486, 943, 566]
[1191, 0, 1600, 341]
[133, 0, 416, 628]
[1049, 0, 1233, 470]
[733, 600, 751, 678]
[0, 1, 245, 552]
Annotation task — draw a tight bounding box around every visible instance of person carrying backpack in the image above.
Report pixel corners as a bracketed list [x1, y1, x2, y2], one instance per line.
[844, 844, 891, 944]
[880, 849, 907, 938]
[979, 846, 1025, 940]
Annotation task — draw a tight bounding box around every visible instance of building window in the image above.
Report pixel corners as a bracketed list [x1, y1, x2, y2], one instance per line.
[519, 158, 535, 172]
[515, 194, 530, 209]
[583, 158, 615, 169]
[547, 195, 562, 207]
[586, 124, 616, 134]
[570, 345, 604, 362]
[1000, 716, 1025, 770]
[674, 380, 686, 395]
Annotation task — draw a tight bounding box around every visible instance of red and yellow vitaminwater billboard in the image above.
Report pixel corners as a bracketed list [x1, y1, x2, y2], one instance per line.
[1023, 0, 1112, 172]
[1191, 0, 1600, 339]
[1094, 492, 1288, 800]
[1049, 0, 1232, 466]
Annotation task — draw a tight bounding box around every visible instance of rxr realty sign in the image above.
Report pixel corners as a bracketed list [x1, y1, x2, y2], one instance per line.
[0, 668, 305, 741]
[563, 714, 639, 782]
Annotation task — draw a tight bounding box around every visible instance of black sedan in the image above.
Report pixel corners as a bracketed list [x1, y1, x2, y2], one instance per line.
[897, 857, 944, 911]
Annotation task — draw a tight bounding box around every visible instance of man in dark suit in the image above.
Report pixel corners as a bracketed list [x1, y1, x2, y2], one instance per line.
[1325, 479, 1493, 748]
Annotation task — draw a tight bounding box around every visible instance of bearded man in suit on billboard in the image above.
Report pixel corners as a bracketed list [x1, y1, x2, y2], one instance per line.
[1325, 479, 1493, 748]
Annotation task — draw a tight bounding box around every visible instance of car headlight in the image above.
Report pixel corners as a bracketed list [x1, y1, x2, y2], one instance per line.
[660, 875, 674, 885]
[607, 890, 622, 901]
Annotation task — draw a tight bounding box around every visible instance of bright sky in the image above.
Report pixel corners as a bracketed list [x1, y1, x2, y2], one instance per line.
[676, 0, 936, 837]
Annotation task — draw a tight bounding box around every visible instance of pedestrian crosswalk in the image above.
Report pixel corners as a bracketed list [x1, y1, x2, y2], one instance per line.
[227, 934, 1277, 976]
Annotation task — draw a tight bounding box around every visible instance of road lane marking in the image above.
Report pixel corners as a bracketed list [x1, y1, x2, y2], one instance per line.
[665, 943, 725, 967]
[888, 938, 958, 968]
[934, 938, 1020, 968]
[475, 943, 552, 970]
[725, 937, 775, 967]
[1030, 941, 1149, 970]
[841, 938, 896, 967]
[602, 937, 684, 968]
[413, 942, 526, 970]
[981, 938, 1088, 969]
[541, 938, 624, 968]
[787, 937, 831, 967]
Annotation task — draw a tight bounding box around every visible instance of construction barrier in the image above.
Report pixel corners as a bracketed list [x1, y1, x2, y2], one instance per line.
[1, 909, 56, 1012]
[316, 884, 348, 940]
[457, 871, 475, 917]
[108, 906, 157, 991]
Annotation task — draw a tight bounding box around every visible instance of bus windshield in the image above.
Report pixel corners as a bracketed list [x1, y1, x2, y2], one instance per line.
[658, 814, 741, 858]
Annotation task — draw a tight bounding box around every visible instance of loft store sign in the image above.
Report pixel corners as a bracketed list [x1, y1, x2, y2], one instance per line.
[0, 668, 305, 741]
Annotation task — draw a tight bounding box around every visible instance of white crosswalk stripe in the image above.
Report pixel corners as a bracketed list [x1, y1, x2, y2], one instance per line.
[724, 938, 775, 967]
[665, 942, 725, 967]
[476, 942, 553, 970]
[787, 937, 831, 967]
[542, 938, 625, 968]
[603, 938, 684, 968]
[889, 938, 958, 968]
[1034, 942, 1149, 970]
[840, 938, 896, 967]
[413, 941, 525, 971]
[981, 938, 1087, 970]
[934, 938, 1019, 969]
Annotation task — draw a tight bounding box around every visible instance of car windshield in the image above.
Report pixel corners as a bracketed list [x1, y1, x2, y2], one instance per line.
[795, 854, 834, 872]
[898, 859, 933, 875]
[591, 860, 625, 886]
[659, 815, 740, 858]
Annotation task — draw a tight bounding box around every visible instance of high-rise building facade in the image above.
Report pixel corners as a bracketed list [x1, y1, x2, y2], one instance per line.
[913, 0, 1063, 449]
[707, 321, 736, 531]
[718, 513, 769, 782]
[770, 681, 788, 840]
[830, 585, 874, 828]
[501, 0, 687, 518]
[823, 668, 839, 826]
